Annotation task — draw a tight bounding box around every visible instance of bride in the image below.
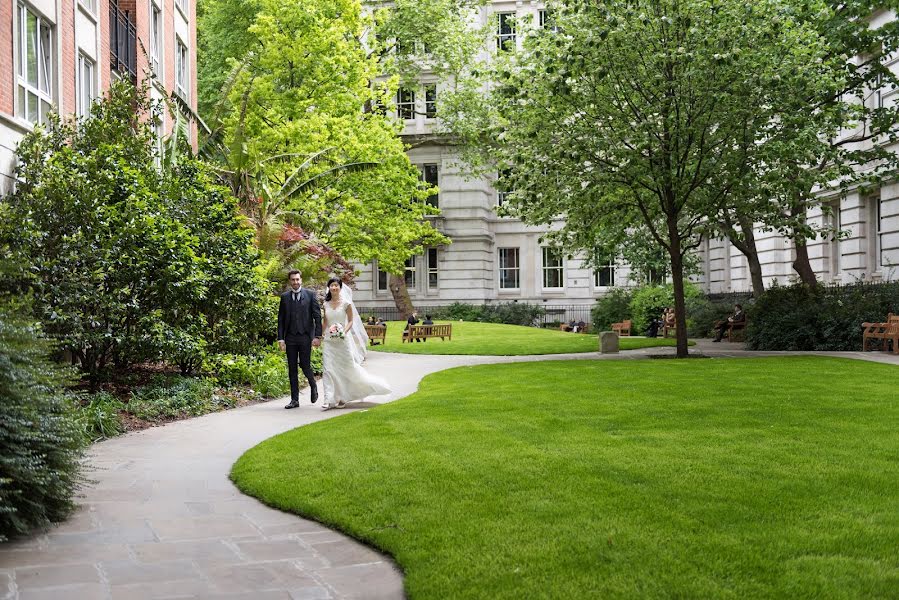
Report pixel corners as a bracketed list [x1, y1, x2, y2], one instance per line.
[321, 277, 391, 410]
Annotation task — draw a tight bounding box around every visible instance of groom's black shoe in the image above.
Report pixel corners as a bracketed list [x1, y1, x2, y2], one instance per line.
[310, 386, 318, 404]
[284, 400, 299, 409]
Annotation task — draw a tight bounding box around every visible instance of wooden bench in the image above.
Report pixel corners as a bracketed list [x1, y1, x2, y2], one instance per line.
[402, 323, 452, 342]
[611, 320, 632, 336]
[727, 318, 748, 342]
[662, 319, 676, 338]
[560, 323, 590, 334]
[364, 324, 386, 345]
[862, 313, 899, 353]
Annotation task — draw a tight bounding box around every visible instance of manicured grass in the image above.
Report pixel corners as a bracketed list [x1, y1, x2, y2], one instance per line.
[368, 320, 680, 355]
[231, 357, 899, 599]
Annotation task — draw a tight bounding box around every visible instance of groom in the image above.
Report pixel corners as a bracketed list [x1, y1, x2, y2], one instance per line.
[277, 270, 322, 409]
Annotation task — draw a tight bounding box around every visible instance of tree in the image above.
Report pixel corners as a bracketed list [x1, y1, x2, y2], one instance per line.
[443, 0, 825, 356]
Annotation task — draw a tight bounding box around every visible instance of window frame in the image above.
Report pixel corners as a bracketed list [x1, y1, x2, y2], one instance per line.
[404, 256, 417, 290]
[376, 264, 389, 292]
[175, 37, 189, 101]
[541, 247, 565, 290]
[150, 3, 162, 77]
[496, 12, 516, 51]
[422, 163, 439, 208]
[594, 255, 617, 288]
[17, 3, 55, 126]
[175, 0, 189, 18]
[397, 87, 416, 120]
[76, 52, 96, 119]
[78, 0, 98, 16]
[498, 247, 521, 290]
[427, 248, 439, 290]
[424, 83, 437, 118]
[496, 169, 512, 208]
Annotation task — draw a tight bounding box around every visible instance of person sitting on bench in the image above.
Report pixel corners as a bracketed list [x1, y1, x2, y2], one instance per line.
[714, 304, 745, 342]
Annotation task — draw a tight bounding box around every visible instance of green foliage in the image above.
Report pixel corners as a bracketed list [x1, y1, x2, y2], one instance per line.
[127, 376, 218, 422]
[590, 288, 634, 332]
[0, 81, 267, 381]
[205, 344, 321, 398]
[629, 283, 702, 334]
[746, 282, 899, 351]
[431, 302, 545, 326]
[75, 392, 125, 443]
[686, 296, 751, 338]
[0, 300, 86, 542]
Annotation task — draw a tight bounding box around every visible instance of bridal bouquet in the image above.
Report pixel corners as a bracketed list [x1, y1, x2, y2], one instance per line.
[327, 323, 345, 340]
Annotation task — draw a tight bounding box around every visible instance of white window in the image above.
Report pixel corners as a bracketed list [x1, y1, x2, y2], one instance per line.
[422, 164, 438, 208]
[17, 4, 54, 125]
[594, 255, 617, 288]
[176, 38, 189, 100]
[539, 10, 558, 32]
[424, 84, 437, 118]
[175, 0, 188, 16]
[829, 200, 841, 279]
[868, 190, 883, 271]
[542, 247, 564, 289]
[498, 248, 520, 289]
[154, 116, 165, 167]
[376, 264, 389, 292]
[150, 4, 162, 76]
[79, 0, 97, 15]
[397, 88, 415, 120]
[77, 53, 96, 118]
[404, 257, 417, 289]
[496, 13, 516, 51]
[427, 248, 439, 290]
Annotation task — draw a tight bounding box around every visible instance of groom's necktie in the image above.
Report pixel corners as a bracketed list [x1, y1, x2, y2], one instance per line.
[293, 292, 300, 302]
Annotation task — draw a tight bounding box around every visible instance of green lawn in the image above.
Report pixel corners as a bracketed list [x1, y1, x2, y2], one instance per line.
[368, 320, 680, 355]
[232, 357, 899, 599]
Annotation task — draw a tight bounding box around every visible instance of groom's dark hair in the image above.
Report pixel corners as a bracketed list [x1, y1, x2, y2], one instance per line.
[287, 270, 301, 278]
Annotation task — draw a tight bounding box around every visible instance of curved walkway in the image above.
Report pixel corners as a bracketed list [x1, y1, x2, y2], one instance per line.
[1, 342, 896, 600]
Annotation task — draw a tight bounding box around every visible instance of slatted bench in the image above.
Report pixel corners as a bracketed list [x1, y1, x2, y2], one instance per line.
[611, 320, 632, 336]
[727, 318, 748, 342]
[403, 323, 452, 342]
[364, 324, 387, 345]
[862, 313, 899, 353]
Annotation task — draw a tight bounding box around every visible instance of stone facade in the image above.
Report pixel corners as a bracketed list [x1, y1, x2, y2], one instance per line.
[354, 2, 899, 308]
[0, 0, 198, 197]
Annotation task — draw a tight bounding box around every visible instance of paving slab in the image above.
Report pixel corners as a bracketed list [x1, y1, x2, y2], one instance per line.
[0, 343, 895, 600]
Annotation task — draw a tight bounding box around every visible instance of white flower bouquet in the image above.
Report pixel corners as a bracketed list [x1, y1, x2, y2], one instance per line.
[327, 323, 346, 340]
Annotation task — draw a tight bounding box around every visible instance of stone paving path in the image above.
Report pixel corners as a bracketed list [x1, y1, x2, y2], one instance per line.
[1, 342, 896, 600]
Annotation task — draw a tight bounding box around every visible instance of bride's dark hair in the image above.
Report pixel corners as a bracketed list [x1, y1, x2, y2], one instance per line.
[324, 277, 343, 301]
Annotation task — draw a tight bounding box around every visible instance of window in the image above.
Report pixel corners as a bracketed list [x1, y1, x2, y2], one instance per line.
[542, 247, 564, 289]
[176, 38, 189, 100]
[496, 13, 516, 51]
[79, 0, 97, 14]
[376, 264, 389, 292]
[425, 84, 437, 118]
[17, 4, 54, 125]
[496, 169, 512, 207]
[428, 248, 439, 290]
[150, 4, 162, 76]
[154, 116, 165, 167]
[175, 0, 188, 16]
[829, 200, 841, 278]
[397, 88, 415, 120]
[594, 255, 617, 288]
[498, 248, 520, 289]
[867, 190, 883, 271]
[422, 164, 439, 208]
[76, 53, 96, 118]
[404, 257, 417, 289]
[538, 10, 557, 31]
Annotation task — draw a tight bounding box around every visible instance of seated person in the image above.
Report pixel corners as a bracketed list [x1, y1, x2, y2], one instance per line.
[422, 314, 434, 325]
[574, 320, 586, 333]
[366, 315, 377, 326]
[713, 304, 746, 342]
[564, 319, 577, 332]
[405, 312, 422, 342]
[663, 307, 676, 327]
[376, 317, 386, 326]
[647, 317, 660, 338]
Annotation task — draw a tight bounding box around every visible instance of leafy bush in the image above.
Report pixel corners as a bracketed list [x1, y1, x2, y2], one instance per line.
[75, 392, 125, 443]
[746, 282, 899, 351]
[684, 297, 740, 338]
[204, 344, 320, 399]
[127, 376, 217, 421]
[0, 301, 86, 541]
[432, 302, 545, 326]
[629, 283, 703, 334]
[591, 288, 634, 331]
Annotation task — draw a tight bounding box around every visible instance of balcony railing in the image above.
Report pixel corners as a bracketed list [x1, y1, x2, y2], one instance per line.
[109, 2, 137, 81]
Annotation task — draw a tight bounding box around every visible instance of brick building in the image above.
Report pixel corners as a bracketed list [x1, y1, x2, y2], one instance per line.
[0, 0, 197, 196]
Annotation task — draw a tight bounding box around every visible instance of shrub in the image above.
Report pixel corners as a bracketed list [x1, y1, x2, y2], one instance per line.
[127, 376, 216, 421]
[0, 301, 86, 541]
[746, 281, 899, 351]
[629, 283, 703, 334]
[75, 392, 125, 443]
[591, 288, 634, 331]
[204, 344, 319, 399]
[432, 302, 545, 326]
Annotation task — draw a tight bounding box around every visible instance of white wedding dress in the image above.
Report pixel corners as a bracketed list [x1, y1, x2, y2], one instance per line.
[322, 298, 391, 407]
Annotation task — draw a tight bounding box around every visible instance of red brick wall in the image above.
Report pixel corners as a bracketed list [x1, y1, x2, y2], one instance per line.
[0, 0, 14, 115]
[61, 0, 76, 115]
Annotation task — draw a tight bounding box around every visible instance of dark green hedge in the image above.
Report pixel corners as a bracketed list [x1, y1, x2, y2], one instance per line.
[0, 301, 86, 541]
[745, 282, 899, 351]
[431, 302, 546, 327]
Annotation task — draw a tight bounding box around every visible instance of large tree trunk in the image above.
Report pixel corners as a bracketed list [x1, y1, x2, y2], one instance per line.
[792, 237, 818, 286]
[667, 217, 690, 358]
[388, 273, 415, 321]
[735, 217, 765, 297]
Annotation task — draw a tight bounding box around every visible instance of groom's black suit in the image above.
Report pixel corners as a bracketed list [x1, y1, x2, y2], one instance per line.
[277, 287, 323, 404]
